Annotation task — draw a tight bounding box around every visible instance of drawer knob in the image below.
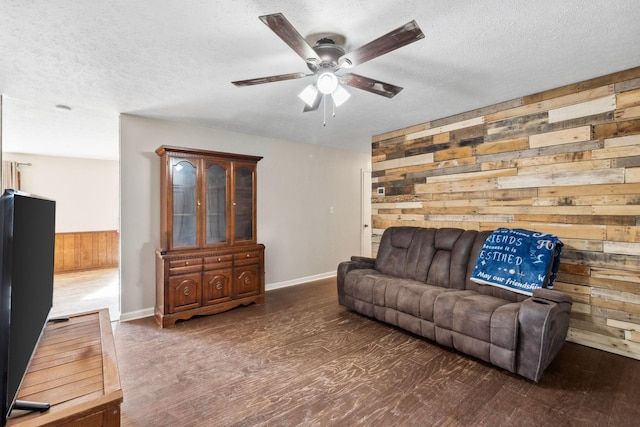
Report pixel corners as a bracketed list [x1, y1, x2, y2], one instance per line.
[183, 287, 190, 296]
[217, 257, 222, 262]
[185, 261, 190, 266]
[246, 254, 251, 258]
[244, 277, 251, 285]
[216, 282, 223, 290]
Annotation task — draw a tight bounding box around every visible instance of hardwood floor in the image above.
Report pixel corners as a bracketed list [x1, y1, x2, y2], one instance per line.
[51, 268, 120, 321]
[111, 277, 640, 426]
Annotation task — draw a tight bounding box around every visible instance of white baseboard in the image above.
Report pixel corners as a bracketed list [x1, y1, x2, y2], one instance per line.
[266, 271, 336, 291]
[119, 272, 337, 322]
[119, 307, 155, 322]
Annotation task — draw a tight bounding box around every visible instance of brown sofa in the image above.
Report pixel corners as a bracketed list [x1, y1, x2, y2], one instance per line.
[337, 227, 572, 382]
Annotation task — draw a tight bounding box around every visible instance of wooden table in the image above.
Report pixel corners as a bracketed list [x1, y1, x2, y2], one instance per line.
[7, 309, 122, 427]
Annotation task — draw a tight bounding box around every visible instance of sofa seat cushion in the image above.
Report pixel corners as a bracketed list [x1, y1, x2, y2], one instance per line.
[344, 265, 521, 374]
[344, 270, 433, 329]
[433, 290, 479, 331]
[452, 295, 512, 341]
[343, 269, 382, 303]
[343, 270, 418, 309]
[395, 284, 471, 342]
[393, 283, 457, 321]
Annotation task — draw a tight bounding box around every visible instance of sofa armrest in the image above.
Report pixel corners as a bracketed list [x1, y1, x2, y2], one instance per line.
[516, 291, 573, 382]
[337, 257, 376, 306]
[533, 288, 573, 305]
[350, 255, 376, 264]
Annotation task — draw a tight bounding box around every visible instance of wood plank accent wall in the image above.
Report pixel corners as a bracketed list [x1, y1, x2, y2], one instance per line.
[371, 66, 640, 360]
[54, 230, 119, 273]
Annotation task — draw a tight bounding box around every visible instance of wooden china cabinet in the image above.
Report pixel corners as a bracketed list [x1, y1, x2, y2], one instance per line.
[155, 146, 264, 327]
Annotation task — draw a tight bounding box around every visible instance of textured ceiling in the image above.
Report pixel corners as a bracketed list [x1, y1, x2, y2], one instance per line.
[2, 1, 640, 159]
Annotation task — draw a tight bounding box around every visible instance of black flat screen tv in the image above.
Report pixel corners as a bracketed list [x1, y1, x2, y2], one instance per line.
[0, 190, 56, 426]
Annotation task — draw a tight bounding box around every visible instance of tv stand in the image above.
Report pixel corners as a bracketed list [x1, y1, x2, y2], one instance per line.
[7, 309, 122, 426]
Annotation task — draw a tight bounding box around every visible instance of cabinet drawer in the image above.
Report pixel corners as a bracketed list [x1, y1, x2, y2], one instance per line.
[204, 254, 233, 270]
[234, 250, 261, 266]
[169, 258, 203, 275]
[169, 258, 203, 268]
[169, 265, 203, 275]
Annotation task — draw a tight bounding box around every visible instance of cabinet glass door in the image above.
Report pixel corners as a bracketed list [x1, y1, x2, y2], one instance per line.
[172, 160, 197, 248]
[234, 165, 254, 242]
[205, 163, 228, 245]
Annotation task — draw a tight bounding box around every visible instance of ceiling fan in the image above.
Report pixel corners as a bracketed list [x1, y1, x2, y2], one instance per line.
[232, 13, 425, 117]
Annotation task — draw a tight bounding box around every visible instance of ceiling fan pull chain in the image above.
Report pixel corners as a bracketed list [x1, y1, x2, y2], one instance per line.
[323, 94, 327, 126]
[332, 97, 336, 118]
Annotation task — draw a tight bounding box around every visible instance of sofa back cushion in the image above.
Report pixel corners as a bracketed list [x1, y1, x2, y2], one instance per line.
[377, 227, 455, 282]
[376, 227, 481, 287]
[376, 226, 530, 302]
[404, 227, 438, 281]
[375, 227, 421, 279]
[425, 228, 479, 289]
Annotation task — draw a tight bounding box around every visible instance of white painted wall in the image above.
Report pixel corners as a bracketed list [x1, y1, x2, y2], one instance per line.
[119, 114, 370, 319]
[2, 152, 119, 232]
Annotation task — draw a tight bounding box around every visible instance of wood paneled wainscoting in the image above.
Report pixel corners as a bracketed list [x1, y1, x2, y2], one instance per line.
[54, 230, 119, 273]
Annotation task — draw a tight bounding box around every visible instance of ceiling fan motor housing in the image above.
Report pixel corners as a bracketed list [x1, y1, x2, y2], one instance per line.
[307, 38, 346, 72]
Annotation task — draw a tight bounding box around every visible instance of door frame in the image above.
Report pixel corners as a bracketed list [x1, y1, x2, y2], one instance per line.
[360, 169, 372, 257]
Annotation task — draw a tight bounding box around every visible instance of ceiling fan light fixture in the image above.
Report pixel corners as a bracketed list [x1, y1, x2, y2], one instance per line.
[338, 57, 353, 68]
[332, 85, 351, 107]
[298, 84, 319, 107]
[316, 70, 338, 95]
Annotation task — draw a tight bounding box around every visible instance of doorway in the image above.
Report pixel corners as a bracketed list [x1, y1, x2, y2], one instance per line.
[361, 169, 372, 257]
[1, 95, 121, 321]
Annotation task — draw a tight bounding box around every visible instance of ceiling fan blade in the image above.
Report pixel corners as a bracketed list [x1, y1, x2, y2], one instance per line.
[342, 73, 403, 98]
[259, 13, 321, 66]
[339, 20, 425, 68]
[303, 92, 322, 112]
[232, 72, 309, 87]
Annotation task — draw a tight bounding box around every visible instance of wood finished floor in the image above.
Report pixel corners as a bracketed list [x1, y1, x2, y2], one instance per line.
[51, 268, 120, 321]
[111, 277, 640, 427]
